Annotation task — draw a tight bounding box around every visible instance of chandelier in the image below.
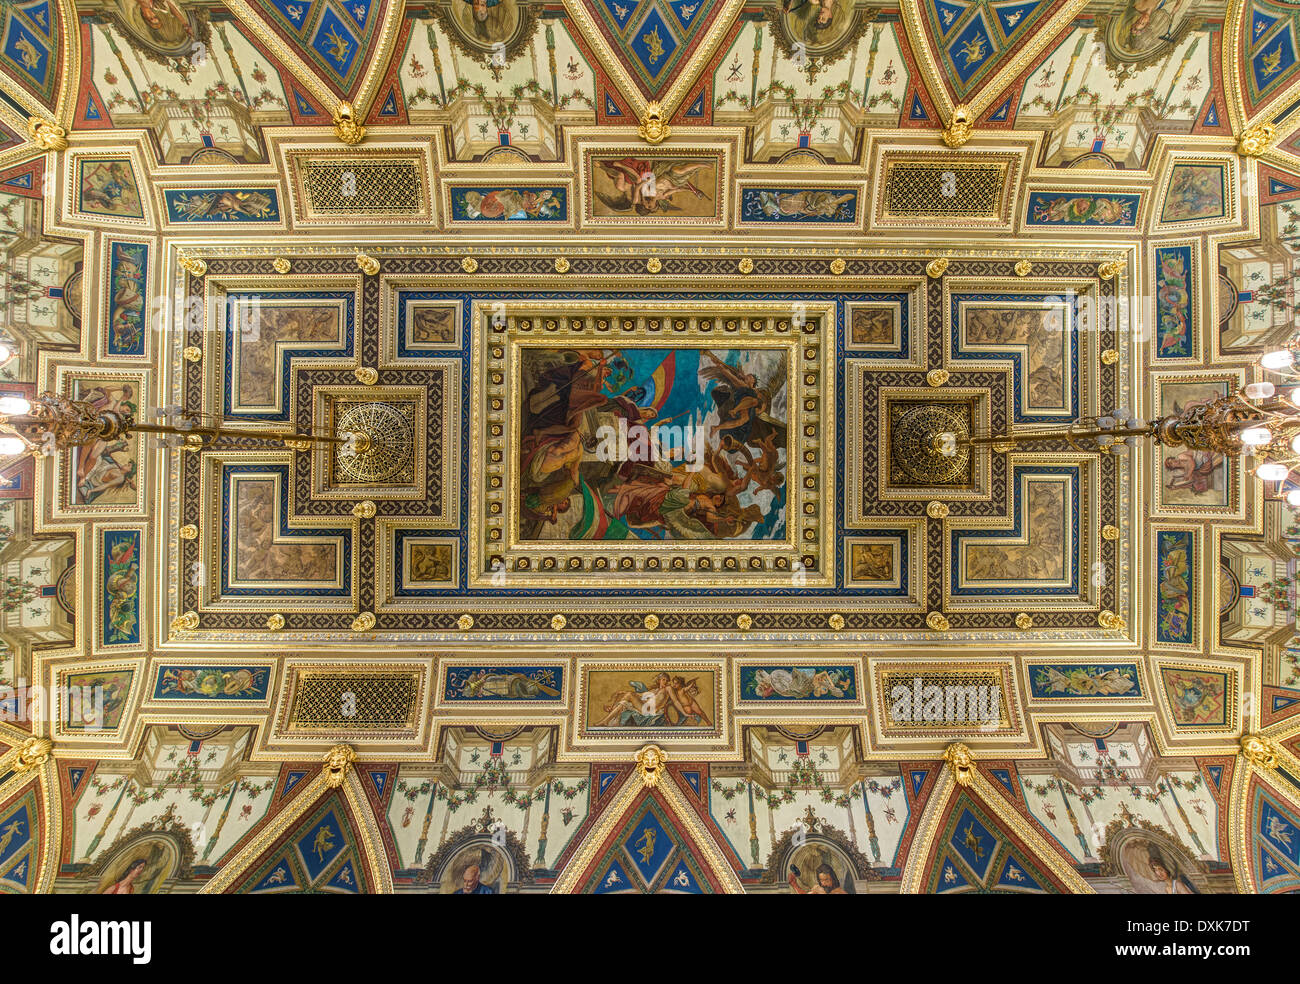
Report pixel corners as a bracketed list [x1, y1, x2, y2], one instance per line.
[929, 346, 1300, 505]
[0, 392, 365, 457]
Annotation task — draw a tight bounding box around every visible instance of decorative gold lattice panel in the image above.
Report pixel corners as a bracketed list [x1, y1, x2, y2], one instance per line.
[874, 152, 1022, 228]
[287, 151, 433, 223]
[284, 669, 422, 733]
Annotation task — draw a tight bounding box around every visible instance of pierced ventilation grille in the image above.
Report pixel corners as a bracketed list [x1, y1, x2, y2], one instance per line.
[287, 671, 421, 731]
[881, 161, 1007, 218]
[301, 158, 425, 214]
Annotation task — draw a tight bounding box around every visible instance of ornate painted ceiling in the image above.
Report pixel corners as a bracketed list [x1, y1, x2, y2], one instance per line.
[0, 0, 1299, 897]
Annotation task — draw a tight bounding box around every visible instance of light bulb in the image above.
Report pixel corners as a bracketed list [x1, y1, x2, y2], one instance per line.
[1292, 433, 1300, 455]
[1241, 426, 1273, 446]
[1289, 488, 1300, 507]
[0, 343, 12, 363]
[1261, 349, 1296, 370]
[1244, 381, 1276, 399]
[1097, 416, 1116, 430]
[1256, 462, 1290, 481]
[0, 396, 31, 415]
[0, 437, 24, 456]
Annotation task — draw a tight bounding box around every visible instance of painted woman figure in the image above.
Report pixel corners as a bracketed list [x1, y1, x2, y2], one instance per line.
[101, 858, 148, 895]
[456, 0, 517, 44]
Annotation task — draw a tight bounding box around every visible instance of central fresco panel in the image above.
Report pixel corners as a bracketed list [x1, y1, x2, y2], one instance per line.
[470, 299, 833, 592]
[164, 247, 1129, 639]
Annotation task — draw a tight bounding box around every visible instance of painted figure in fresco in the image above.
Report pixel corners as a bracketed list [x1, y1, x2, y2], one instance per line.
[593, 158, 714, 216]
[595, 672, 708, 728]
[459, 188, 559, 220]
[1122, 840, 1198, 894]
[408, 544, 452, 581]
[964, 308, 1064, 409]
[74, 384, 138, 505]
[850, 308, 894, 345]
[1095, 0, 1198, 70]
[753, 190, 855, 221]
[607, 467, 761, 540]
[453, 0, 518, 45]
[1165, 166, 1222, 221]
[97, 841, 167, 894]
[851, 543, 894, 580]
[0, 818, 26, 859]
[100, 858, 148, 895]
[1126, 0, 1189, 50]
[411, 307, 456, 343]
[750, 667, 850, 700]
[735, 432, 783, 496]
[781, 0, 847, 48]
[455, 863, 495, 894]
[965, 483, 1065, 581]
[701, 350, 786, 451]
[233, 479, 335, 582]
[1166, 673, 1223, 724]
[158, 667, 267, 698]
[520, 347, 787, 542]
[132, 0, 190, 39]
[1164, 449, 1222, 493]
[74, 672, 132, 729]
[788, 863, 847, 894]
[80, 162, 139, 216]
[670, 676, 712, 726]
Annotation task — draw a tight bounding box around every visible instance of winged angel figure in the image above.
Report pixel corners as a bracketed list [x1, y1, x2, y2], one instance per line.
[594, 157, 713, 215]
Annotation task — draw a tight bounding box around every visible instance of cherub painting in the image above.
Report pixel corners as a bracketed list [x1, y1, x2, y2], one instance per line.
[453, 187, 563, 220]
[590, 156, 718, 219]
[586, 670, 716, 730]
[408, 543, 453, 582]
